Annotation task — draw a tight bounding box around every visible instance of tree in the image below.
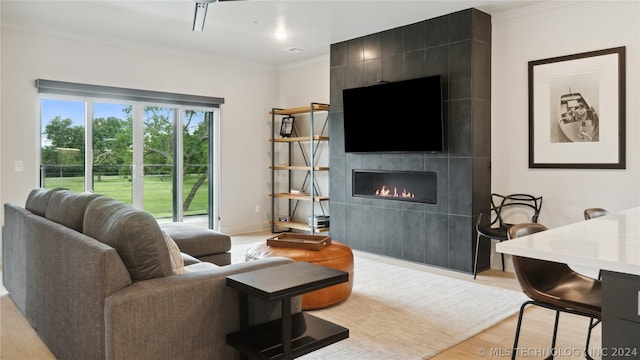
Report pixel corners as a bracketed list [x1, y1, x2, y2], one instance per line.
[42, 116, 85, 177]
[43, 116, 85, 151]
[93, 116, 131, 179]
[182, 110, 209, 211]
[143, 106, 174, 177]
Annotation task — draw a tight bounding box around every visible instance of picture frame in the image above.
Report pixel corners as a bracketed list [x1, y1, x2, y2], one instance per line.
[528, 46, 626, 169]
[280, 116, 295, 137]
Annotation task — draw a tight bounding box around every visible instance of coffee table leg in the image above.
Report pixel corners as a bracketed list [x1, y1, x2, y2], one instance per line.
[282, 298, 292, 359]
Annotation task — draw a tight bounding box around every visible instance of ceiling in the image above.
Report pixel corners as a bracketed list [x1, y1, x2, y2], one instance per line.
[1, 0, 541, 67]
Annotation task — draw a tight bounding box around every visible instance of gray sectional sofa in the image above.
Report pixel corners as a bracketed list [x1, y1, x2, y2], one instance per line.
[2, 188, 300, 360]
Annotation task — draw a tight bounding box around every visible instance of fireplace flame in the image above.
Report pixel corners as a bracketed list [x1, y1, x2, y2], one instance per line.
[375, 185, 415, 199]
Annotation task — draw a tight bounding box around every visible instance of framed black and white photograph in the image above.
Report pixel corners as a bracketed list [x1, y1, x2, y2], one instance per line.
[528, 46, 626, 169]
[280, 116, 295, 137]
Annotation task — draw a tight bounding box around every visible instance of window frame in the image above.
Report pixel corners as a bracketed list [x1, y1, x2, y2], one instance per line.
[37, 80, 223, 230]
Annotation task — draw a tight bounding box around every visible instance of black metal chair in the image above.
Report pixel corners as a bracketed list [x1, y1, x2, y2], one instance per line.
[473, 193, 542, 279]
[583, 207, 609, 279]
[508, 223, 601, 360]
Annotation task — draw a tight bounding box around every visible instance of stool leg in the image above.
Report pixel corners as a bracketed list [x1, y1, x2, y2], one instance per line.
[548, 310, 560, 360]
[512, 301, 532, 360]
[473, 233, 482, 279]
[585, 318, 600, 360]
[500, 240, 505, 272]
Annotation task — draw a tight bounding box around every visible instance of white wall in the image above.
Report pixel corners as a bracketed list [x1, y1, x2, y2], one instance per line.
[492, 1, 640, 269]
[0, 27, 279, 235]
[277, 57, 330, 108]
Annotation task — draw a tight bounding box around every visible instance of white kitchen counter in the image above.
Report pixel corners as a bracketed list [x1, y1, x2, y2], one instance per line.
[496, 207, 640, 276]
[497, 207, 640, 358]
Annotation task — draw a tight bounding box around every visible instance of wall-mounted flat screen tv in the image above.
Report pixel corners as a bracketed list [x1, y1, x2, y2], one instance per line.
[343, 75, 444, 153]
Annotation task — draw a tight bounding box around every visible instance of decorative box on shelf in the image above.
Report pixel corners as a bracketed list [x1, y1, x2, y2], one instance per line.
[309, 215, 329, 228]
[267, 233, 332, 251]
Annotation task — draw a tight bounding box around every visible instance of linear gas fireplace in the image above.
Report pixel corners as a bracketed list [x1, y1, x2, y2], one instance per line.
[352, 170, 437, 204]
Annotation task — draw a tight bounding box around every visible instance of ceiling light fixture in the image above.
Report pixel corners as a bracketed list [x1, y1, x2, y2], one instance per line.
[193, 2, 209, 32]
[193, 0, 238, 32]
[284, 47, 305, 53]
[274, 31, 288, 39]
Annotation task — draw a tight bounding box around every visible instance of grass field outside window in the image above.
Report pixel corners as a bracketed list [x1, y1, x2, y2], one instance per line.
[44, 175, 208, 219]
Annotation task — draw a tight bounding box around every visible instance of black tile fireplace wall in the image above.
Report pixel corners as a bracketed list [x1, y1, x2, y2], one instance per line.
[328, 8, 492, 273]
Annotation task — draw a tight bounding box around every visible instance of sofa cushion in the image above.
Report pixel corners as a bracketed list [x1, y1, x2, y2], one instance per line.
[45, 190, 103, 233]
[159, 222, 231, 256]
[83, 197, 173, 281]
[25, 187, 66, 216]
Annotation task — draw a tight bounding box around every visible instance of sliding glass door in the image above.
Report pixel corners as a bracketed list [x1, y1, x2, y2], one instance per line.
[142, 106, 176, 219]
[182, 110, 211, 220]
[40, 97, 218, 226]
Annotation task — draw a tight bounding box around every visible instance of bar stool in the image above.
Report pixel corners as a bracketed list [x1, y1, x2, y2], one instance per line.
[508, 223, 601, 360]
[584, 208, 609, 220]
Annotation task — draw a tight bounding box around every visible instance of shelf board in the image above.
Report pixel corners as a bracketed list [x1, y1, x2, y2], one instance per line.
[270, 165, 330, 171]
[270, 135, 329, 143]
[270, 104, 330, 116]
[270, 193, 330, 202]
[271, 221, 330, 233]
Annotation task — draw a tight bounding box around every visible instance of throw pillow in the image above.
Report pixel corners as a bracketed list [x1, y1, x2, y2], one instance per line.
[162, 230, 190, 275]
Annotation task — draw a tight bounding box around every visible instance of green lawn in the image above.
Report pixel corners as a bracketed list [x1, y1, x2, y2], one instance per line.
[44, 175, 208, 218]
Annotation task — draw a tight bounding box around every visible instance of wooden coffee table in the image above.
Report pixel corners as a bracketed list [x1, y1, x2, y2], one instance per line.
[226, 261, 349, 360]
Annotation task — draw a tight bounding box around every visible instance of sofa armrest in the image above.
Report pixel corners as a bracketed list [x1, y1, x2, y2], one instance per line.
[3, 203, 31, 314]
[104, 257, 301, 360]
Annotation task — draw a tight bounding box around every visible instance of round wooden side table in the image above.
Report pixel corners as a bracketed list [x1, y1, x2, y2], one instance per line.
[245, 241, 354, 310]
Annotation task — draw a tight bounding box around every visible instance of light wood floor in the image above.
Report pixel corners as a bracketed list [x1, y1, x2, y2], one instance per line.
[1, 232, 602, 359]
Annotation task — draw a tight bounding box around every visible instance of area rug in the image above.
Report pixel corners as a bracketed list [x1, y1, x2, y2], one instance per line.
[231, 243, 528, 360]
